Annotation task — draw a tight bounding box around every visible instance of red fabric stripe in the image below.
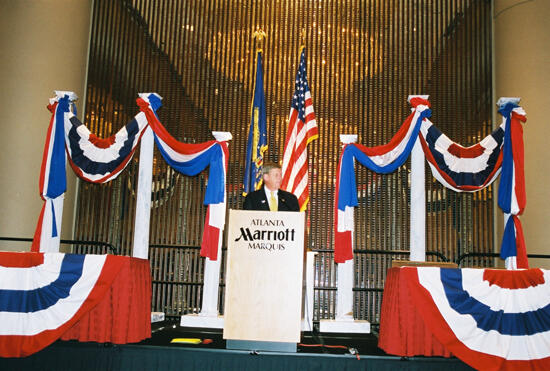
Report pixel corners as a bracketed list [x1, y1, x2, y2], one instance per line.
[334, 231, 353, 263]
[200, 207, 220, 260]
[0, 252, 44, 267]
[60, 257, 151, 344]
[447, 143, 485, 158]
[137, 98, 216, 154]
[88, 132, 117, 149]
[354, 112, 415, 156]
[31, 202, 47, 252]
[419, 135, 503, 191]
[378, 267, 451, 357]
[513, 216, 529, 269]
[483, 268, 542, 289]
[511, 112, 526, 215]
[281, 113, 299, 190]
[0, 254, 128, 357]
[409, 97, 431, 108]
[305, 112, 316, 124]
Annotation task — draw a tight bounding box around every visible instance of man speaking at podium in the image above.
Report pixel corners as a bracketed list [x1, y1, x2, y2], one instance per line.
[243, 163, 300, 212]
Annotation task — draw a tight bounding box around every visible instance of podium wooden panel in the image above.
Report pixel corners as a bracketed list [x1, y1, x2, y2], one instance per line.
[223, 209, 304, 348]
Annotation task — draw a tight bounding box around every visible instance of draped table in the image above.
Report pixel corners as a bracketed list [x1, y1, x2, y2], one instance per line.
[0, 252, 151, 357]
[378, 266, 550, 371]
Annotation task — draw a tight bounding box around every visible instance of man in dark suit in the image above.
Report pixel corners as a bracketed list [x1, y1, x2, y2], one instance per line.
[243, 163, 300, 212]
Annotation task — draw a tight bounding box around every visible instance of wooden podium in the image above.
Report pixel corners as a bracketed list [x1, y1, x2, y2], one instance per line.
[223, 209, 305, 352]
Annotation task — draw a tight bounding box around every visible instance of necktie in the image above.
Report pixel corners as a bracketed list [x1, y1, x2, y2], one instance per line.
[269, 191, 277, 211]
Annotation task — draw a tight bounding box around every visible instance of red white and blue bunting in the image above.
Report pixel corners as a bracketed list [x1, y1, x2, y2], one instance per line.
[138, 97, 228, 260]
[33, 92, 228, 260]
[334, 97, 431, 263]
[497, 100, 528, 269]
[419, 120, 504, 192]
[334, 97, 527, 267]
[0, 252, 125, 357]
[404, 267, 550, 371]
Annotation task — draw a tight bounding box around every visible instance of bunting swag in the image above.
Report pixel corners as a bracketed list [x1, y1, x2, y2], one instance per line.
[31, 92, 158, 253]
[140, 99, 228, 261]
[404, 267, 550, 371]
[334, 96, 528, 267]
[334, 98, 431, 263]
[0, 253, 125, 357]
[497, 102, 528, 269]
[419, 121, 504, 192]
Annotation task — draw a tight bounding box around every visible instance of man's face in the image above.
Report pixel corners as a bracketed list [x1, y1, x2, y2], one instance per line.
[263, 168, 282, 191]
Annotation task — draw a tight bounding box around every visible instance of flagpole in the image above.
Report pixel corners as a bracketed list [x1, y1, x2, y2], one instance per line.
[243, 29, 268, 196]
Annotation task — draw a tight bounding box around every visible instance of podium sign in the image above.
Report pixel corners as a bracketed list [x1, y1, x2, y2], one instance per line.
[223, 209, 304, 348]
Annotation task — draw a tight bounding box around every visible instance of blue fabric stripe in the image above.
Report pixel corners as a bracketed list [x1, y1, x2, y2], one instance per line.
[424, 124, 504, 187]
[51, 201, 58, 238]
[338, 110, 430, 211]
[46, 96, 69, 199]
[497, 103, 517, 213]
[0, 254, 85, 313]
[67, 117, 140, 177]
[441, 268, 550, 336]
[154, 140, 224, 205]
[500, 216, 517, 260]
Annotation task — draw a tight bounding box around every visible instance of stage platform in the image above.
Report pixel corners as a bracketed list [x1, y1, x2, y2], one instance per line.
[1, 322, 474, 370]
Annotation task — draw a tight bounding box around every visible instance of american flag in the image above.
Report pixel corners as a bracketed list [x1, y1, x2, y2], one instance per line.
[281, 47, 318, 210]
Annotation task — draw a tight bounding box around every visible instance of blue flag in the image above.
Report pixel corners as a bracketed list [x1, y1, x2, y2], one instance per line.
[243, 50, 268, 195]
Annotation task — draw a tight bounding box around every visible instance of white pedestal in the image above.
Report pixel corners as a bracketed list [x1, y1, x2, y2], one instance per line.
[319, 259, 370, 333]
[180, 313, 224, 328]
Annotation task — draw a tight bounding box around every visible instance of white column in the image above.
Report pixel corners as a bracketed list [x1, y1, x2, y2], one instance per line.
[181, 131, 231, 329]
[200, 251, 222, 317]
[301, 251, 317, 331]
[320, 134, 369, 333]
[497, 97, 521, 270]
[408, 95, 428, 261]
[336, 259, 354, 319]
[132, 126, 154, 259]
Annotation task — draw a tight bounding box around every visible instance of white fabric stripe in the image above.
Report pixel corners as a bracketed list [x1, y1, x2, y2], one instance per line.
[155, 135, 215, 163]
[337, 206, 354, 233]
[367, 107, 426, 166]
[505, 256, 518, 270]
[461, 269, 550, 312]
[510, 164, 520, 215]
[305, 119, 317, 132]
[281, 115, 298, 174]
[0, 253, 63, 290]
[305, 105, 314, 117]
[425, 159, 501, 193]
[287, 147, 308, 189]
[421, 119, 499, 173]
[292, 170, 308, 197]
[38, 196, 63, 253]
[67, 113, 148, 164]
[417, 267, 550, 360]
[0, 254, 107, 336]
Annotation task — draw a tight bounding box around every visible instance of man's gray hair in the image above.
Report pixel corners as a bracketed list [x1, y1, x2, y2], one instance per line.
[262, 162, 281, 175]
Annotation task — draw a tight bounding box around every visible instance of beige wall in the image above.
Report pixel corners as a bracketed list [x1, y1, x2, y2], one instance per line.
[495, 0, 550, 268]
[0, 1, 91, 251]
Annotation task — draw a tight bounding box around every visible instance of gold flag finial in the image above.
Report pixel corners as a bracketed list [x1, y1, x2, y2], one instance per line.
[253, 28, 266, 51]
